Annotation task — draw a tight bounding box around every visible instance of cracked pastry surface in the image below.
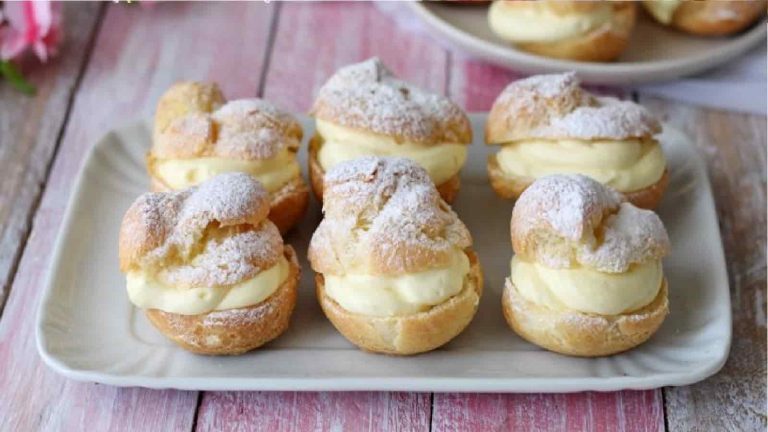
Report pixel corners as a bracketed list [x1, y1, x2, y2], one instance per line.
[308, 58, 472, 203]
[502, 174, 670, 357]
[486, 72, 668, 209]
[149, 81, 309, 233]
[119, 173, 300, 355]
[488, 1, 637, 61]
[308, 157, 482, 355]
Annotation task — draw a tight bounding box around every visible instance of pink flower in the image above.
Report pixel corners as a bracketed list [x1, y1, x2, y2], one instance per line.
[1, 1, 63, 62]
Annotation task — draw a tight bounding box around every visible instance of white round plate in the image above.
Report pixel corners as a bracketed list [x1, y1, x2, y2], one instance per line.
[406, 2, 767, 84]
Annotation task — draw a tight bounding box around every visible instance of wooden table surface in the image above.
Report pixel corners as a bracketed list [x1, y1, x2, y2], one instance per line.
[0, 3, 765, 431]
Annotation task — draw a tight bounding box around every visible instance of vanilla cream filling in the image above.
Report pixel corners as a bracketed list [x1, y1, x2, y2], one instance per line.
[126, 256, 289, 315]
[511, 256, 662, 315]
[154, 149, 300, 192]
[488, 1, 613, 43]
[496, 139, 666, 192]
[643, 0, 682, 24]
[315, 119, 467, 186]
[324, 250, 471, 317]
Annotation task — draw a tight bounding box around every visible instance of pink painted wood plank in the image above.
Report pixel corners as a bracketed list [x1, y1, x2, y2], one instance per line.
[0, 4, 102, 312]
[263, 2, 449, 112]
[432, 392, 664, 431]
[431, 51, 665, 432]
[637, 100, 767, 431]
[197, 392, 431, 432]
[0, 3, 276, 430]
[447, 52, 524, 112]
[196, 3, 448, 429]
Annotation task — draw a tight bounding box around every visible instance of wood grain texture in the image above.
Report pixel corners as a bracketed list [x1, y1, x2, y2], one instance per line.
[432, 392, 664, 432]
[195, 3, 447, 428]
[446, 52, 523, 112]
[0, 3, 102, 314]
[0, 3, 276, 430]
[197, 392, 431, 432]
[0, 2, 763, 430]
[431, 52, 665, 432]
[262, 2, 448, 112]
[638, 98, 767, 432]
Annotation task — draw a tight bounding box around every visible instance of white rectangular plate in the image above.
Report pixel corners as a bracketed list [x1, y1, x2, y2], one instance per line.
[36, 114, 731, 392]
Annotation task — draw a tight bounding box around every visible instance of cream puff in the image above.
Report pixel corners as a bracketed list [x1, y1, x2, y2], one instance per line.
[486, 72, 668, 209]
[502, 174, 670, 357]
[308, 157, 483, 355]
[149, 81, 309, 234]
[488, 1, 637, 62]
[118, 173, 300, 355]
[643, 0, 766, 36]
[309, 58, 472, 204]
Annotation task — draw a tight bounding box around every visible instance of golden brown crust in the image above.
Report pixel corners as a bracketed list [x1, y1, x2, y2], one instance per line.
[487, 155, 669, 209]
[315, 250, 483, 355]
[154, 81, 225, 134]
[492, 1, 637, 62]
[502, 277, 669, 357]
[152, 81, 302, 161]
[308, 135, 325, 202]
[267, 176, 310, 234]
[649, 0, 766, 36]
[309, 157, 472, 276]
[307, 135, 460, 204]
[485, 73, 661, 145]
[310, 58, 472, 146]
[623, 169, 669, 210]
[149, 168, 309, 234]
[118, 173, 273, 273]
[509, 174, 670, 274]
[145, 246, 300, 355]
[518, 3, 636, 62]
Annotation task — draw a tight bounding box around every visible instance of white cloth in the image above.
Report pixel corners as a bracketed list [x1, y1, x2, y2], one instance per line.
[376, 2, 767, 115]
[637, 46, 767, 115]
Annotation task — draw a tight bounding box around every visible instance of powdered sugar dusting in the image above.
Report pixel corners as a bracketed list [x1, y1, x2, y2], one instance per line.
[309, 157, 472, 275]
[512, 174, 669, 272]
[514, 174, 623, 241]
[491, 72, 661, 141]
[202, 297, 276, 327]
[212, 99, 302, 159]
[311, 58, 471, 144]
[120, 173, 283, 286]
[579, 203, 670, 272]
[154, 83, 302, 160]
[544, 97, 660, 140]
[160, 225, 283, 287]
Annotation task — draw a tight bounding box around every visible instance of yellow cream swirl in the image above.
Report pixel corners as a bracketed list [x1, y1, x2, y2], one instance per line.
[126, 256, 289, 315]
[323, 250, 470, 317]
[488, 1, 614, 43]
[495, 139, 666, 192]
[154, 149, 300, 193]
[510, 256, 662, 315]
[315, 119, 467, 186]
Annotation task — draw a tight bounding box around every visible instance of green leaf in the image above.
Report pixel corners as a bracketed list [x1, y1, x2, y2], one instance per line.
[0, 61, 37, 95]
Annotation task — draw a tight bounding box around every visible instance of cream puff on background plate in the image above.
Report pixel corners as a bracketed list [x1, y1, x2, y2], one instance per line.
[643, 0, 766, 36]
[488, 0, 637, 61]
[405, 1, 766, 83]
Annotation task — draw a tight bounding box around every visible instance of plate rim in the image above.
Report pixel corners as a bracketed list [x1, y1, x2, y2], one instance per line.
[35, 115, 733, 393]
[406, 2, 767, 84]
